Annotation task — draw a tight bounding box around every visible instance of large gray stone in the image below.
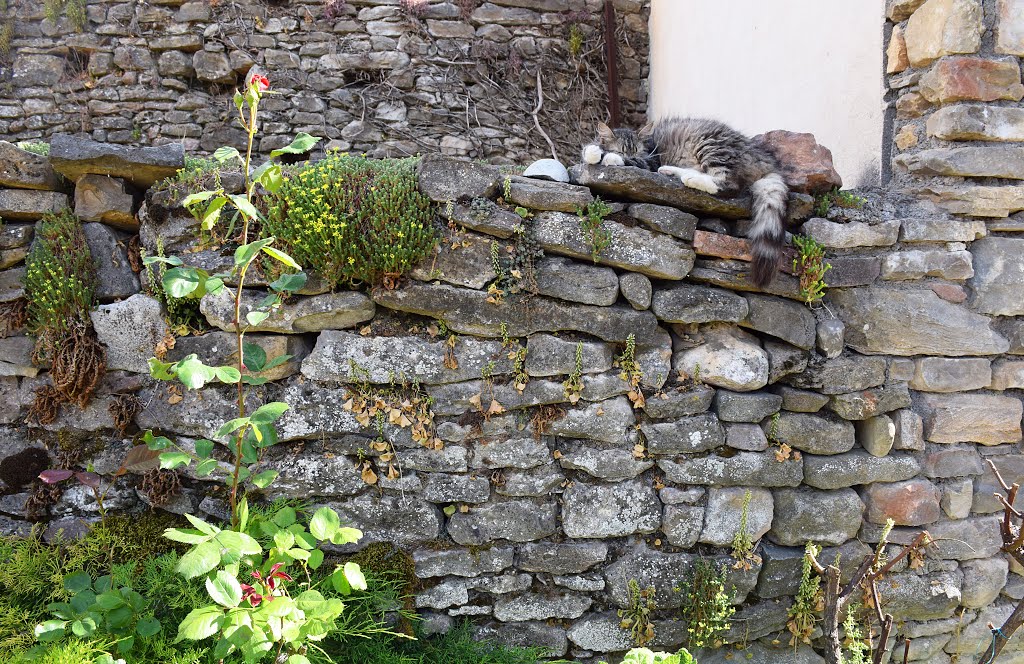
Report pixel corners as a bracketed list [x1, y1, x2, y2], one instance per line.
[202, 288, 374, 334]
[910, 357, 992, 392]
[421, 474, 490, 503]
[658, 451, 804, 487]
[329, 494, 441, 548]
[898, 146, 1024, 179]
[674, 325, 768, 391]
[662, 505, 704, 547]
[546, 397, 635, 444]
[829, 287, 1009, 356]
[920, 393, 1023, 444]
[700, 486, 773, 546]
[627, 203, 698, 240]
[641, 413, 725, 454]
[532, 211, 695, 280]
[828, 383, 912, 420]
[802, 218, 900, 248]
[784, 355, 888, 394]
[517, 542, 608, 574]
[90, 294, 169, 374]
[532, 256, 619, 306]
[50, 134, 185, 189]
[863, 478, 942, 526]
[566, 614, 632, 652]
[447, 499, 557, 544]
[12, 54, 64, 87]
[562, 479, 661, 538]
[0, 336, 37, 377]
[769, 488, 864, 546]
[713, 390, 782, 423]
[0, 142, 66, 191]
[961, 558, 1009, 608]
[652, 284, 748, 323]
[169, 333, 310, 382]
[641, 385, 715, 419]
[928, 516, 1003, 560]
[618, 272, 652, 310]
[881, 249, 974, 281]
[75, 175, 137, 230]
[875, 570, 962, 621]
[260, 449, 365, 499]
[740, 293, 816, 349]
[507, 177, 592, 213]
[774, 385, 829, 413]
[301, 330, 509, 385]
[771, 412, 856, 455]
[900, 217, 987, 243]
[570, 164, 751, 219]
[558, 444, 654, 481]
[857, 414, 895, 457]
[83, 223, 140, 301]
[474, 622, 567, 658]
[409, 232, 496, 290]
[969, 237, 1024, 316]
[764, 339, 809, 383]
[493, 592, 591, 622]
[927, 105, 1024, 142]
[524, 334, 613, 377]
[417, 155, 499, 202]
[469, 437, 549, 470]
[0, 190, 69, 222]
[414, 547, 514, 578]
[802, 450, 920, 490]
[373, 282, 660, 343]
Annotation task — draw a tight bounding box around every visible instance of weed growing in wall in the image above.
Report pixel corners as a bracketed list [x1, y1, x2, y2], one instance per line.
[141, 238, 205, 335]
[43, 0, 86, 31]
[562, 341, 585, 404]
[24, 208, 105, 416]
[264, 152, 437, 289]
[730, 489, 761, 571]
[619, 579, 656, 647]
[677, 559, 735, 650]
[792, 234, 830, 306]
[15, 141, 50, 157]
[813, 187, 867, 218]
[615, 333, 645, 408]
[576, 197, 613, 261]
[787, 543, 822, 646]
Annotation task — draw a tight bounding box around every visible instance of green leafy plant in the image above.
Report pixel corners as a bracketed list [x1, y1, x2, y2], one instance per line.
[263, 151, 437, 289]
[615, 333, 645, 408]
[599, 647, 697, 664]
[141, 238, 205, 335]
[814, 187, 867, 217]
[562, 341, 584, 405]
[841, 603, 869, 664]
[730, 489, 761, 571]
[678, 559, 735, 650]
[576, 197, 613, 261]
[619, 579, 656, 647]
[792, 234, 830, 306]
[787, 543, 822, 647]
[16, 141, 50, 156]
[43, 0, 86, 30]
[34, 571, 161, 657]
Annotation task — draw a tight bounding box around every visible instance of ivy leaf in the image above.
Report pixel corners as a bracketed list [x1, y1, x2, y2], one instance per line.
[159, 452, 191, 470]
[309, 507, 340, 542]
[213, 146, 241, 163]
[233, 237, 275, 269]
[205, 570, 242, 608]
[270, 132, 320, 158]
[245, 311, 269, 327]
[262, 245, 300, 270]
[176, 540, 222, 579]
[251, 470, 277, 489]
[242, 342, 267, 372]
[269, 272, 307, 293]
[162, 267, 203, 299]
[250, 402, 289, 424]
[175, 605, 224, 642]
[148, 358, 177, 381]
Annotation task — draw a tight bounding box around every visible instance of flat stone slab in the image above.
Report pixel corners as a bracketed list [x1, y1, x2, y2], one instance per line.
[0, 141, 66, 191]
[569, 164, 751, 219]
[409, 231, 496, 290]
[652, 284, 749, 324]
[658, 451, 803, 487]
[302, 330, 510, 385]
[562, 479, 660, 538]
[532, 211, 694, 280]
[90, 294, 170, 374]
[968, 237, 1024, 316]
[532, 256, 619, 307]
[920, 393, 1023, 445]
[829, 287, 1009, 356]
[802, 450, 921, 490]
[769, 488, 864, 546]
[372, 282, 661, 343]
[202, 288, 374, 334]
[0, 189, 69, 221]
[170, 332, 311, 382]
[417, 155, 500, 202]
[50, 134, 185, 189]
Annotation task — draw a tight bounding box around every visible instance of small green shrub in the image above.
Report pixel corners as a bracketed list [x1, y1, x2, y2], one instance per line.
[813, 187, 867, 217]
[576, 197, 612, 261]
[150, 155, 227, 199]
[43, 0, 86, 30]
[25, 209, 95, 339]
[264, 152, 438, 288]
[792, 234, 830, 306]
[677, 559, 735, 650]
[141, 238, 205, 335]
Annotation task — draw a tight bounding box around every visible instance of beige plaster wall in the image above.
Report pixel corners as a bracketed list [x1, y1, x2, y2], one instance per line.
[648, 0, 886, 186]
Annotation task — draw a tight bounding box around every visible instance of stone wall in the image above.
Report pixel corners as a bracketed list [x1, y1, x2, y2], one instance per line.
[887, 0, 1024, 220]
[1, 133, 1024, 664]
[0, 0, 649, 163]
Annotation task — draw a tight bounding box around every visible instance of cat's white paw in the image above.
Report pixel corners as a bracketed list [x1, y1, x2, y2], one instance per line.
[657, 166, 680, 177]
[601, 152, 625, 167]
[685, 174, 719, 195]
[582, 144, 603, 165]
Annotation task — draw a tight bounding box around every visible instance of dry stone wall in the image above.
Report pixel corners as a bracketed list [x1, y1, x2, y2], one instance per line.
[1, 134, 1023, 663]
[0, 0, 648, 164]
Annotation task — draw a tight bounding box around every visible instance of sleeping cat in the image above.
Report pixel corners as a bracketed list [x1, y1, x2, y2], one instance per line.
[582, 118, 788, 288]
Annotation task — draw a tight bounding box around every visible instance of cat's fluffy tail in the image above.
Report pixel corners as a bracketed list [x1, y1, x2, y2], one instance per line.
[748, 172, 789, 287]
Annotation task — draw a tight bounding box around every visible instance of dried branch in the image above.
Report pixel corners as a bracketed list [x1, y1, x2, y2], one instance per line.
[532, 68, 558, 161]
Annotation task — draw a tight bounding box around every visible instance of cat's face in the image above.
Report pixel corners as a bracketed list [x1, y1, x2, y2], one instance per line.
[594, 122, 650, 160]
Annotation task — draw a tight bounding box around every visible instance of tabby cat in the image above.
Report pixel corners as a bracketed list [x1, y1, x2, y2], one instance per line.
[582, 118, 789, 287]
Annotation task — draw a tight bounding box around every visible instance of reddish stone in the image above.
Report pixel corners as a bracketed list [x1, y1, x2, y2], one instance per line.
[887, 25, 910, 74]
[692, 230, 795, 274]
[756, 131, 842, 196]
[896, 92, 932, 119]
[930, 282, 967, 302]
[919, 56, 1024, 103]
[864, 479, 942, 526]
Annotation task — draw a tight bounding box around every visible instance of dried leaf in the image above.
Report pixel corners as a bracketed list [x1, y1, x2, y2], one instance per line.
[487, 399, 505, 416]
[426, 324, 439, 337]
[552, 450, 563, 460]
[359, 325, 372, 336]
[168, 393, 183, 405]
[468, 393, 482, 411]
[361, 463, 378, 485]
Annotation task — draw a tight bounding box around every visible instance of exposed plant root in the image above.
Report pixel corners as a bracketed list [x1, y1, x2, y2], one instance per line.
[27, 385, 61, 425]
[0, 298, 28, 338]
[108, 393, 142, 436]
[139, 469, 182, 508]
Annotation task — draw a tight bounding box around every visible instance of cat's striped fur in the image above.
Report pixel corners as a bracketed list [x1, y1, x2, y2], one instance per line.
[582, 117, 789, 287]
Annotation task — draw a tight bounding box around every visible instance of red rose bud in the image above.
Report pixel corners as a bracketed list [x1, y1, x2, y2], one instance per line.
[250, 73, 270, 92]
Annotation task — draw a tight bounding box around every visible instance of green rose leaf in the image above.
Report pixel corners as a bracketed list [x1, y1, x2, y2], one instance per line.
[194, 439, 215, 459]
[214, 366, 242, 384]
[242, 342, 267, 372]
[175, 605, 224, 642]
[270, 132, 320, 158]
[176, 540, 222, 579]
[136, 616, 161, 638]
[227, 194, 263, 224]
[63, 571, 92, 594]
[309, 507, 340, 541]
[34, 620, 67, 642]
[194, 458, 219, 478]
[251, 470, 278, 488]
[206, 570, 243, 608]
[262, 245, 300, 270]
[233, 237, 275, 268]
[251, 402, 289, 424]
[159, 452, 191, 470]
[269, 272, 307, 293]
[213, 146, 241, 163]
[245, 310, 269, 327]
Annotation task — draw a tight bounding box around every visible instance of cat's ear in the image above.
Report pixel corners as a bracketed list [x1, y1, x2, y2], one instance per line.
[637, 122, 654, 138]
[596, 122, 614, 140]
